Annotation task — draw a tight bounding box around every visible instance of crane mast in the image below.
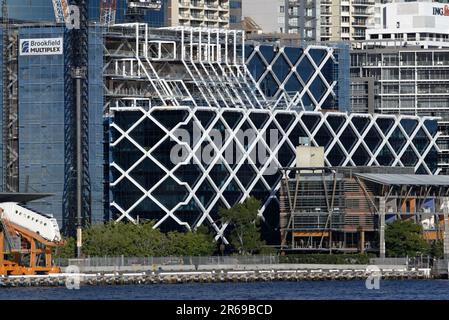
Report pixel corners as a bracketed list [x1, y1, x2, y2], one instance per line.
[100, 0, 117, 26]
[52, 0, 71, 24]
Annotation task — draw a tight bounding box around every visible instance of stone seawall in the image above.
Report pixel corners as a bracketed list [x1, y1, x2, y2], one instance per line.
[62, 263, 410, 273]
[0, 264, 432, 288]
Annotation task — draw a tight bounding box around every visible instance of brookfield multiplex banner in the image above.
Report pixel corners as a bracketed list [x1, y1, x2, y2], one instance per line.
[19, 38, 63, 56]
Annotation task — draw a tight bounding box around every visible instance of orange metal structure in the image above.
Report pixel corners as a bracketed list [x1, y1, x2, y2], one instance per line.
[0, 208, 63, 276]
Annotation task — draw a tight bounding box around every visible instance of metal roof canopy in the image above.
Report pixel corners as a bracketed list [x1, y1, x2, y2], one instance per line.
[0, 193, 53, 203]
[355, 174, 449, 187]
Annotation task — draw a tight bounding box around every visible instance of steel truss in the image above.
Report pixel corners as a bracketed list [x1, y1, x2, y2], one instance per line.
[246, 44, 338, 111]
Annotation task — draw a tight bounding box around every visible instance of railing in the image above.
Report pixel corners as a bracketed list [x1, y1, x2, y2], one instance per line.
[352, 10, 371, 15]
[433, 259, 449, 275]
[56, 256, 444, 270]
[369, 257, 408, 266]
[352, 0, 375, 5]
[64, 255, 280, 267]
[370, 256, 433, 268]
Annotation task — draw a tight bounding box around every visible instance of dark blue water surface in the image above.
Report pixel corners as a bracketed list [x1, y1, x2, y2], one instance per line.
[1, 280, 449, 300]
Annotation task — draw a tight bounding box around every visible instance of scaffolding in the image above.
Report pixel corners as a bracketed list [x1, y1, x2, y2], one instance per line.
[100, 0, 117, 26]
[2, 1, 18, 193]
[103, 24, 270, 116]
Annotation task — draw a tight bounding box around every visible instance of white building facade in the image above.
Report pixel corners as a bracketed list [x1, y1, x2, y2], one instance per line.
[366, 0, 449, 48]
[351, 0, 449, 173]
[241, 0, 319, 41]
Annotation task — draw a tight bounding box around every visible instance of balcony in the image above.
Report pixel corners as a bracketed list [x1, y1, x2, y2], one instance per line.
[352, 9, 371, 16]
[302, 0, 315, 7]
[352, 21, 366, 27]
[192, 13, 205, 19]
[191, 21, 204, 27]
[180, 12, 191, 19]
[205, 1, 219, 9]
[219, 1, 229, 9]
[179, 1, 190, 7]
[352, 0, 375, 5]
[191, 0, 204, 7]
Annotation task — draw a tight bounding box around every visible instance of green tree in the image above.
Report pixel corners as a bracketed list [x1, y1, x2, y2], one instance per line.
[53, 237, 76, 259]
[78, 221, 216, 257]
[429, 240, 444, 259]
[164, 229, 216, 256]
[183, 230, 216, 256]
[219, 197, 265, 255]
[385, 219, 430, 257]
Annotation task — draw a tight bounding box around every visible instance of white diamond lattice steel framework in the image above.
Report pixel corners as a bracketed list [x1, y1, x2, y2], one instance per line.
[104, 24, 441, 240]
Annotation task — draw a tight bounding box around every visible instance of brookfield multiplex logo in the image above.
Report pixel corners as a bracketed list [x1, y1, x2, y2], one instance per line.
[21, 41, 30, 54]
[19, 38, 63, 56]
[433, 5, 449, 16]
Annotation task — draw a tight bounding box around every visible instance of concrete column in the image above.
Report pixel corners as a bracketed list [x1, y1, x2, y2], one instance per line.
[359, 227, 365, 254]
[443, 197, 449, 260]
[379, 197, 386, 259]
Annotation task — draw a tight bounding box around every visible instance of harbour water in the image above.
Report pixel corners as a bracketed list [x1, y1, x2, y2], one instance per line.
[0, 280, 448, 300]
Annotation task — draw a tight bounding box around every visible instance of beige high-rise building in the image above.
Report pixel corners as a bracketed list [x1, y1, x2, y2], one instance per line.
[168, 0, 230, 28]
[320, 0, 375, 42]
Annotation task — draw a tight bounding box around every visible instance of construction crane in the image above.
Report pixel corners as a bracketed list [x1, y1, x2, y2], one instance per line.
[0, 198, 64, 276]
[100, 0, 118, 26]
[51, 0, 71, 24]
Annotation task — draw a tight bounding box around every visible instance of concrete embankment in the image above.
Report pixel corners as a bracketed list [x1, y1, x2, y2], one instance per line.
[0, 264, 432, 288]
[62, 263, 409, 274]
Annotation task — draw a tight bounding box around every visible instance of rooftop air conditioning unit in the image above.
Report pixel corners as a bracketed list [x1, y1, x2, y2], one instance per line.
[299, 137, 310, 146]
